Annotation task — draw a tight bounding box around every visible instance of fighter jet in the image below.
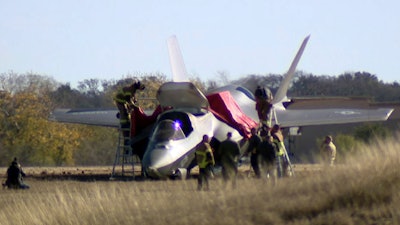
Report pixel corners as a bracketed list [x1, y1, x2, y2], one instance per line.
[49, 35, 393, 179]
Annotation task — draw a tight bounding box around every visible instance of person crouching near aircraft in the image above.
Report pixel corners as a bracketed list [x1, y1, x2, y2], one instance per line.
[254, 86, 273, 128]
[243, 128, 262, 178]
[113, 81, 145, 145]
[217, 132, 241, 189]
[271, 124, 288, 178]
[3, 158, 29, 189]
[195, 135, 215, 191]
[257, 135, 278, 184]
[320, 135, 337, 167]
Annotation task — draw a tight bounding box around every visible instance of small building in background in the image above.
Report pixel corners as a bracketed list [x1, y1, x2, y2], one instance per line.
[283, 97, 400, 163]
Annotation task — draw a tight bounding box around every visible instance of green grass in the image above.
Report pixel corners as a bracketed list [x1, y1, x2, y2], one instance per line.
[1, 135, 399, 225]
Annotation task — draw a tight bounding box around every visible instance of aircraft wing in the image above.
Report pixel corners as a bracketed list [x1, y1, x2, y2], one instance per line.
[275, 108, 394, 127]
[49, 108, 120, 127]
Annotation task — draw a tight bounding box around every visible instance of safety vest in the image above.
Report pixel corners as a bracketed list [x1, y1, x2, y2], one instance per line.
[195, 144, 214, 169]
[273, 138, 285, 156]
[119, 118, 130, 124]
[114, 89, 132, 104]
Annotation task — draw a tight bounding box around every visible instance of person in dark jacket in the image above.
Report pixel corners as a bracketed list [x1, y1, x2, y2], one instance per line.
[4, 158, 29, 189]
[217, 132, 241, 188]
[257, 135, 278, 183]
[244, 128, 262, 178]
[254, 86, 273, 127]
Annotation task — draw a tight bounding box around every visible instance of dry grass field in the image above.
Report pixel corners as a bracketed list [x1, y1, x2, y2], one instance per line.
[0, 137, 399, 225]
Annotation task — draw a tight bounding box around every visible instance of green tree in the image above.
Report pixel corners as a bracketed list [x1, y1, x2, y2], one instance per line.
[49, 84, 84, 108]
[288, 71, 400, 102]
[233, 74, 282, 96]
[1, 91, 81, 165]
[353, 123, 390, 143]
[73, 126, 117, 165]
[0, 73, 82, 166]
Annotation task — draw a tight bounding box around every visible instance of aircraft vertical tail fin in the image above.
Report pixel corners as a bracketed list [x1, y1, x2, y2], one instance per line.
[167, 35, 189, 82]
[272, 35, 310, 105]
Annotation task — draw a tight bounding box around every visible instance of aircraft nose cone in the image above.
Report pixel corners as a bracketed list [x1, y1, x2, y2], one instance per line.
[145, 166, 163, 178]
[142, 149, 172, 178]
[144, 149, 169, 167]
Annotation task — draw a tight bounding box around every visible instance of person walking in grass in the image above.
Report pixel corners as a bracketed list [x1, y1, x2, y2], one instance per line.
[195, 135, 215, 191]
[217, 132, 241, 189]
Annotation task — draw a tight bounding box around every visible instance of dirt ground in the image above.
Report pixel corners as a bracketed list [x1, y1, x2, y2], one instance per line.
[0, 164, 323, 182]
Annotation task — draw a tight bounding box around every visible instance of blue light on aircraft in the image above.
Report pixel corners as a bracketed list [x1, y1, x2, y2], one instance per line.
[174, 121, 181, 130]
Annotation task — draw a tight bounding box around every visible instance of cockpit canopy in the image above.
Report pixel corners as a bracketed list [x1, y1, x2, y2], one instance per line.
[150, 111, 194, 142]
[151, 120, 186, 142]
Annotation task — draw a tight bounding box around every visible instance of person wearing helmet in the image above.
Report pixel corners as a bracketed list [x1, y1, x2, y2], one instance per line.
[113, 81, 145, 144]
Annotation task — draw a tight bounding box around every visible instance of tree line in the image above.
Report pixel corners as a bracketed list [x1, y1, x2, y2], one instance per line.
[0, 71, 398, 166]
[235, 71, 400, 102]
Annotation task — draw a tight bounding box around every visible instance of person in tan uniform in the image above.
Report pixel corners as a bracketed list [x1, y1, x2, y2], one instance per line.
[320, 135, 337, 167]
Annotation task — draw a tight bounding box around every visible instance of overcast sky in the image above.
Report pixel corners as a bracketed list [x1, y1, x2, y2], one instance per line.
[1, 1, 399, 87]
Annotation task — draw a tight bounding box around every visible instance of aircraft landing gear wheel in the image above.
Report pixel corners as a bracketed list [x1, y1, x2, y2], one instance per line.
[174, 168, 187, 180]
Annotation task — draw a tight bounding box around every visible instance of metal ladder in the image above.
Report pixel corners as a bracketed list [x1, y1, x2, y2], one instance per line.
[110, 126, 136, 179]
[270, 107, 295, 177]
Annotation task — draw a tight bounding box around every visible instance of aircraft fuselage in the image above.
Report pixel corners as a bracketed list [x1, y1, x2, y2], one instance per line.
[142, 109, 242, 179]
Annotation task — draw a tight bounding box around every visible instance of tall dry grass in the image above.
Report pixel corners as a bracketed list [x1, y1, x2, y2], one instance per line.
[0, 134, 399, 225]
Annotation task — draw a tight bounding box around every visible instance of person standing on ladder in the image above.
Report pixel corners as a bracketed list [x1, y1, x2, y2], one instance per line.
[254, 86, 273, 128]
[113, 81, 145, 146]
